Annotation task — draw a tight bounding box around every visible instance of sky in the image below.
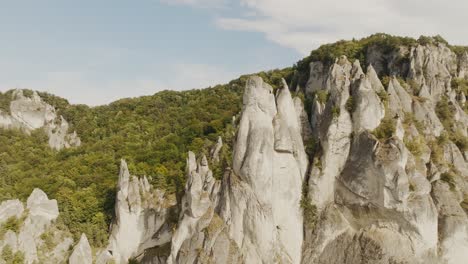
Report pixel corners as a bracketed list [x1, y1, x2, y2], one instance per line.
[0, 0, 467, 105]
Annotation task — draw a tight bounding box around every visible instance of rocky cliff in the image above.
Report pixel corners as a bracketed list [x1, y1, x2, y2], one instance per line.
[143, 40, 467, 264]
[1, 36, 467, 264]
[0, 89, 80, 150]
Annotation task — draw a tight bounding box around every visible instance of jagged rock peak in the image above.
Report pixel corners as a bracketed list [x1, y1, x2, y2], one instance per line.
[210, 136, 223, 163]
[167, 151, 220, 264]
[220, 75, 308, 263]
[108, 159, 175, 264]
[302, 40, 468, 264]
[69, 234, 92, 264]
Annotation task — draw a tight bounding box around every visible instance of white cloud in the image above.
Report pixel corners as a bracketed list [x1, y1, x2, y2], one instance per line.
[216, 0, 468, 55]
[0, 63, 238, 106]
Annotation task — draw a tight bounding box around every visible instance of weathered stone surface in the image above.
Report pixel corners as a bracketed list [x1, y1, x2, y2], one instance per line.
[219, 76, 307, 264]
[293, 97, 313, 143]
[69, 234, 92, 264]
[167, 152, 221, 264]
[108, 160, 175, 264]
[0, 89, 80, 150]
[210, 136, 223, 163]
[0, 200, 24, 225]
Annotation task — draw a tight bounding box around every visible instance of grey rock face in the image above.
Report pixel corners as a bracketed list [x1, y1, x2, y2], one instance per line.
[218, 76, 307, 264]
[210, 136, 223, 163]
[0, 200, 24, 225]
[302, 42, 468, 264]
[108, 160, 175, 264]
[0, 89, 80, 150]
[0, 188, 75, 264]
[166, 151, 236, 264]
[69, 234, 92, 264]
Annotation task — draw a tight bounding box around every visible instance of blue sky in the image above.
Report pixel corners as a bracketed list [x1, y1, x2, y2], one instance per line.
[1, 0, 467, 105]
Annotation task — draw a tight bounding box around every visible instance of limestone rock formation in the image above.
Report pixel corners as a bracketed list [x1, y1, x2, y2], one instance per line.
[2, 38, 468, 264]
[69, 234, 92, 264]
[166, 152, 227, 264]
[0, 89, 80, 150]
[0, 200, 24, 225]
[210, 137, 223, 163]
[219, 76, 308, 264]
[107, 160, 175, 264]
[0, 188, 79, 264]
[302, 43, 468, 264]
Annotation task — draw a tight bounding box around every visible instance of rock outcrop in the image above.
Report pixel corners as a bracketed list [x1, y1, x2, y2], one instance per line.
[0, 89, 80, 150]
[218, 77, 308, 264]
[302, 43, 468, 264]
[107, 160, 175, 263]
[69, 234, 92, 264]
[0, 189, 85, 264]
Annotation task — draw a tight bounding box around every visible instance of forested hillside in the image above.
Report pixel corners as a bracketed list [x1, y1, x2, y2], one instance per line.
[0, 69, 292, 246]
[1, 33, 467, 251]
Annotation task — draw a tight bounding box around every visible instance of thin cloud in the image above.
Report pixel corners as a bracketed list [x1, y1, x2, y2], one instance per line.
[215, 0, 468, 55]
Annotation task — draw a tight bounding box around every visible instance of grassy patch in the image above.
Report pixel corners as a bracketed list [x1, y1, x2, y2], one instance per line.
[372, 116, 396, 141]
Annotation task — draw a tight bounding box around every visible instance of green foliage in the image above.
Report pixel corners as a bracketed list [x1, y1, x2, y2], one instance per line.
[0, 90, 13, 114]
[0, 215, 24, 239]
[429, 138, 447, 166]
[451, 78, 468, 95]
[300, 183, 317, 230]
[40, 231, 56, 251]
[405, 136, 425, 157]
[407, 79, 421, 95]
[304, 138, 317, 157]
[292, 33, 419, 89]
[315, 90, 329, 104]
[128, 258, 139, 264]
[451, 46, 468, 57]
[403, 112, 424, 134]
[1, 245, 25, 264]
[418, 35, 450, 46]
[377, 90, 389, 105]
[436, 96, 456, 131]
[331, 106, 340, 119]
[434, 96, 468, 152]
[0, 68, 297, 248]
[372, 116, 396, 141]
[255, 68, 294, 90]
[345, 96, 355, 113]
[451, 130, 468, 152]
[441, 171, 457, 189]
[0, 83, 244, 247]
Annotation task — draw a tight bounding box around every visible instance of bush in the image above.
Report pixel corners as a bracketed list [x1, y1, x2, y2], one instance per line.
[345, 96, 355, 113]
[405, 136, 425, 157]
[372, 117, 396, 141]
[450, 130, 468, 152]
[441, 171, 457, 189]
[315, 90, 329, 104]
[300, 184, 317, 229]
[403, 113, 424, 134]
[1, 245, 25, 264]
[331, 106, 340, 119]
[0, 216, 23, 239]
[451, 78, 468, 95]
[435, 96, 456, 130]
[377, 90, 389, 105]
